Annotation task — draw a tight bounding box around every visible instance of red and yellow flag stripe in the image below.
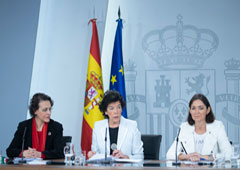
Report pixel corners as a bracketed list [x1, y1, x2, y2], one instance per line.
[81, 19, 104, 154]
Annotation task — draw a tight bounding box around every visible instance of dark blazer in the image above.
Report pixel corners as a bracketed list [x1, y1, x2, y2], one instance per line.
[6, 118, 64, 159]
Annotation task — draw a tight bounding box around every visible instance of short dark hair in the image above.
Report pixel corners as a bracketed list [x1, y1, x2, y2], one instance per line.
[187, 93, 215, 125]
[99, 90, 126, 118]
[29, 93, 54, 117]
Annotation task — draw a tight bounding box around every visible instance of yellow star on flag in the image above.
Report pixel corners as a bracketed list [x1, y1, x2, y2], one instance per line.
[111, 75, 117, 85]
[119, 65, 124, 76]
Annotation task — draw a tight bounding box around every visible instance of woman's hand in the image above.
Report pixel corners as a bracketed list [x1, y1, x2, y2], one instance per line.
[23, 147, 41, 158]
[112, 150, 129, 159]
[178, 152, 203, 162]
[23, 149, 32, 158]
[87, 151, 96, 159]
[186, 152, 202, 162]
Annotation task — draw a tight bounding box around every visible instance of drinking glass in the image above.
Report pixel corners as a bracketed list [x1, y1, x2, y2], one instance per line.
[231, 144, 240, 167]
[64, 143, 74, 165]
[233, 144, 240, 159]
[81, 150, 86, 165]
[74, 151, 85, 166]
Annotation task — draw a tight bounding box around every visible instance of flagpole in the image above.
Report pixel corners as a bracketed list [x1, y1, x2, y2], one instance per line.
[118, 6, 121, 19]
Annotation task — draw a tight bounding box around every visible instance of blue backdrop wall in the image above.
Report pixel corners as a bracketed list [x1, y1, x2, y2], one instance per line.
[0, 0, 40, 156]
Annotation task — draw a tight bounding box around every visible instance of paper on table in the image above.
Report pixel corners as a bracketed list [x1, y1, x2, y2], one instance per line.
[166, 160, 214, 167]
[13, 157, 43, 164]
[88, 153, 111, 160]
[27, 159, 49, 165]
[114, 158, 142, 163]
[87, 154, 142, 163]
[179, 160, 213, 165]
[87, 153, 114, 163]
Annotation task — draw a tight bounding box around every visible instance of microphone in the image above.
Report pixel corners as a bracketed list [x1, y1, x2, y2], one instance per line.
[110, 143, 117, 151]
[105, 127, 107, 161]
[172, 128, 181, 166]
[19, 127, 27, 164]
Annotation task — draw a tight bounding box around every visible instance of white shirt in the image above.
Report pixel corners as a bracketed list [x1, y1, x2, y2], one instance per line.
[194, 132, 207, 154]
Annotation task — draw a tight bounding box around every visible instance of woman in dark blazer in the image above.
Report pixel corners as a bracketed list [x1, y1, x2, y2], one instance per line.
[6, 93, 64, 159]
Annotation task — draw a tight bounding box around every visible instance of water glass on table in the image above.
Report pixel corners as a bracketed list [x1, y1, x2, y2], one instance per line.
[232, 144, 240, 159]
[64, 143, 74, 165]
[231, 143, 240, 167]
[74, 150, 86, 166]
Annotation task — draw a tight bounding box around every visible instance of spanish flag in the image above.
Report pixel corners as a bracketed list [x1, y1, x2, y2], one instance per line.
[81, 19, 104, 154]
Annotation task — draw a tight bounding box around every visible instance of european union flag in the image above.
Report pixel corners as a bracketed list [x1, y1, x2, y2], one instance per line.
[109, 19, 127, 118]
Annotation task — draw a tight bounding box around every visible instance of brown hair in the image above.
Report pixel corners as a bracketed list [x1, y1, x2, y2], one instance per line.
[187, 93, 215, 125]
[29, 93, 53, 117]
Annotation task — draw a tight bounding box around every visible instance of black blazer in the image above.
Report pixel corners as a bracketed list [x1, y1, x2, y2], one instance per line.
[6, 118, 64, 159]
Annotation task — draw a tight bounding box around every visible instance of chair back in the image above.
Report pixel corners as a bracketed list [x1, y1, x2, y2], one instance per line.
[141, 134, 162, 160]
[63, 136, 72, 146]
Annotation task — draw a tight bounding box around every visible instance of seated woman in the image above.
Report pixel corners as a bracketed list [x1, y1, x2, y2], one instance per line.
[6, 93, 64, 159]
[88, 90, 143, 160]
[167, 93, 232, 161]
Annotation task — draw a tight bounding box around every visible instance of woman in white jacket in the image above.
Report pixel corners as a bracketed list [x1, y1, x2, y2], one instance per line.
[88, 90, 143, 160]
[167, 93, 232, 161]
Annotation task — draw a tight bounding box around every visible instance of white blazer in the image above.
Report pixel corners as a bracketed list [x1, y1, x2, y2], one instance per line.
[166, 120, 232, 160]
[91, 116, 144, 160]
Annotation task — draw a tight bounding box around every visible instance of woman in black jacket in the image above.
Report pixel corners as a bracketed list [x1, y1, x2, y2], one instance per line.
[6, 93, 64, 159]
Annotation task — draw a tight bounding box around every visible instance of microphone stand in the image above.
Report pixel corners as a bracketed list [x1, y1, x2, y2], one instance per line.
[98, 127, 111, 164]
[172, 128, 181, 166]
[87, 127, 112, 165]
[105, 127, 107, 162]
[19, 127, 27, 164]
